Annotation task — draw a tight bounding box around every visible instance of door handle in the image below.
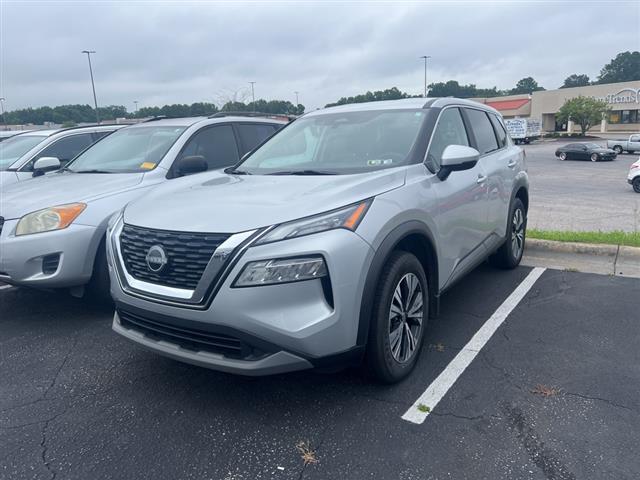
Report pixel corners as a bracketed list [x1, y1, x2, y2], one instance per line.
[507, 159, 517, 168]
[476, 174, 487, 184]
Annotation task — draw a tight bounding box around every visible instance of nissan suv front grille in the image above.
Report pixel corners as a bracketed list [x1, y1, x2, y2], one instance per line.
[119, 224, 230, 290]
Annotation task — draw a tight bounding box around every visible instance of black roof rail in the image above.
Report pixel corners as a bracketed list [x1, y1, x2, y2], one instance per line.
[56, 123, 124, 132]
[208, 111, 296, 121]
[141, 116, 169, 122]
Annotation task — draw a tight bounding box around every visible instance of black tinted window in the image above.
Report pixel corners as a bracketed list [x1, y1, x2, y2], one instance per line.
[465, 109, 499, 155]
[489, 115, 507, 148]
[92, 131, 112, 142]
[180, 125, 239, 170]
[426, 108, 469, 172]
[28, 133, 95, 169]
[236, 123, 278, 154]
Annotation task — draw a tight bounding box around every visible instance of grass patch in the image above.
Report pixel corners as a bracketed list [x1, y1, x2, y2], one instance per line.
[417, 404, 431, 413]
[528, 229, 640, 248]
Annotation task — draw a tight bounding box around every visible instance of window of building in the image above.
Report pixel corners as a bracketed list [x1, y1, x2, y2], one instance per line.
[609, 110, 639, 124]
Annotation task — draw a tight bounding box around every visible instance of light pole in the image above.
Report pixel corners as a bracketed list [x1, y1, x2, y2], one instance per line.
[420, 55, 431, 98]
[294, 91, 299, 105]
[249, 81, 256, 112]
[0, 97, 5, 129]
[133, 100, 138, 114]
[82, 50, 100, 123]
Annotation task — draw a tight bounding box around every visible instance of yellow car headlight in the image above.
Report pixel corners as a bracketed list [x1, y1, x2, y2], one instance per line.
[15, 203, 87, 236]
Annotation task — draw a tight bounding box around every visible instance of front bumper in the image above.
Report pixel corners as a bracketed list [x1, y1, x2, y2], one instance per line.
[109, 225, 375, 375]
[0, 219, 99, 288]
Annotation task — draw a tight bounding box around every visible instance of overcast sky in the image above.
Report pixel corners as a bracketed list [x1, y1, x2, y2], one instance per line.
[1, 1, 638, 112]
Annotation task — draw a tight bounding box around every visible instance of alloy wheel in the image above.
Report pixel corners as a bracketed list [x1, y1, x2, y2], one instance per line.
[388, 273, 423, 364]
[559, 152, 566, 160]
[511, 208, 525, 259]
[591, 153, 598, 162]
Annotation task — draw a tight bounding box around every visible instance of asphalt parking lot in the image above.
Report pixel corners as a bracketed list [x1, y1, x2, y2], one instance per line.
[2, 265, 638, 480]
[525, 140, 640, 232]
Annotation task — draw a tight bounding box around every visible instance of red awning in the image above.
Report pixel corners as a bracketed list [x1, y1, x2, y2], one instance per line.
[485, 99, 530, 111]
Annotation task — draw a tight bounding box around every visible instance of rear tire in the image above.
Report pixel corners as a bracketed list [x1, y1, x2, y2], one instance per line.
[366, 251, 428, 383]
[633, 178, 640, 194]
[489, 198, 526, 270]
[559, 152, 567, 161]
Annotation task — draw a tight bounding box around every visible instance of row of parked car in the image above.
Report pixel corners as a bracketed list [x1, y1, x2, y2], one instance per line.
[0, 98, 530, 382]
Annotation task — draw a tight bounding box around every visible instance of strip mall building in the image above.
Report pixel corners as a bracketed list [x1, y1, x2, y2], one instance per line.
[473, 80, 640, 133]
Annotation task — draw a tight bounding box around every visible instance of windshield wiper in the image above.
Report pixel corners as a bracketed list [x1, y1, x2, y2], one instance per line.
[224, 167, 251, 175]
[267, 169, 337, 176]
[73, 169, 114, 174]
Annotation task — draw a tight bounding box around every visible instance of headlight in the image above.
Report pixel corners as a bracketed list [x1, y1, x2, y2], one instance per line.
[255, 199, 372, 245]
[233, 256, 327, 287]
[15, 203, 87, 236]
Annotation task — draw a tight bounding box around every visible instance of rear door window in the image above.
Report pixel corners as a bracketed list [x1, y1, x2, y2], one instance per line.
[465, 109, 499, 155]
[236, 123, 279, 155]
[489, 115, 508, 149]
[179, 124, 240, 170]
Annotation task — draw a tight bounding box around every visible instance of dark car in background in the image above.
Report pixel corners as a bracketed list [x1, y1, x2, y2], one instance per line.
[555, 143, 617, 162]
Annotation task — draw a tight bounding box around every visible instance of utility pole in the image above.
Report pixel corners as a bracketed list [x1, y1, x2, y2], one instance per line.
[249, 82, 256, 112]
[134, 100, 138, 113]
[420, 55, 431, 98]
[0, 97, 6, 129]
[294, 91, 299, 105]
[82, 50, 100, 123]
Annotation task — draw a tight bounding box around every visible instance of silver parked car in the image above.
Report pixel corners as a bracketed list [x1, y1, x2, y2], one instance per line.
[107, 98, 529, 383]
[0, 125, 122, 188]
[0, 115, 286, 297]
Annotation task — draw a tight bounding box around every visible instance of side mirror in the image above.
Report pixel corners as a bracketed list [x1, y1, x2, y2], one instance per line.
[32, 157, 61, 177]
[175, 155, 208, 177]
[437, 145, 480, 181]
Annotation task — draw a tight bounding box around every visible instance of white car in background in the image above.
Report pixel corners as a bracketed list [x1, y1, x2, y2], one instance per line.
[0, 125, 121, 188]
[629, 158, 640, 193]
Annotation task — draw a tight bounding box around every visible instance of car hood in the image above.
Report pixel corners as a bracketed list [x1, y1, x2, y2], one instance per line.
[0, 172, 145, 219]
[0, 171, 19, 188]
[124, 168, 407, 233]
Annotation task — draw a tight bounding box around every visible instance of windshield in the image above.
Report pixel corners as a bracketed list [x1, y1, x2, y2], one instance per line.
[235, 110, 426, 175]
[66, 126, 186, 173]
[0, 135, 46, 170]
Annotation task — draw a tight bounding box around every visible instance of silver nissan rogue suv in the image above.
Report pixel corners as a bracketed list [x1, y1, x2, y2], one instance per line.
[107, 98, 528, 383]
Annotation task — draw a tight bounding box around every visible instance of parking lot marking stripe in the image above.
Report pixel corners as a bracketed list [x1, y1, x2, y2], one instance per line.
[401, 267, 546, 424]
[0, 285, 12, 290]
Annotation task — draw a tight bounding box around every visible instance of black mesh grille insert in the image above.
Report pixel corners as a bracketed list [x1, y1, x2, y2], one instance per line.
[119, 224, 230, 290]
[42, 254, 60, 274]
[118, 309, 250, 358]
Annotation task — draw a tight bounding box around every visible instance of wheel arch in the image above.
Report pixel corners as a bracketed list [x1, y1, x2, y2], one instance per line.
[357, 221, 440, 348]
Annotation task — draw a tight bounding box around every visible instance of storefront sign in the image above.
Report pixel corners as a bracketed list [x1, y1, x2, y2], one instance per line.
[593, 88, 640, 105]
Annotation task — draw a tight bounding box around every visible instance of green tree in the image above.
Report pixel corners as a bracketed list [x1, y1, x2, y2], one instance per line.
[325, 87, 418, 107]
[597, 51, 640, 84]
[560, 74, 590, 89]
[510, 77, 544, 95]
[556, 96, 609, 136]
[427, 80, 504, 98]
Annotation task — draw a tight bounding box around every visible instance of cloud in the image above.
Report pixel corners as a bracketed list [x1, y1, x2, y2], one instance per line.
[1, 1, 638, 112]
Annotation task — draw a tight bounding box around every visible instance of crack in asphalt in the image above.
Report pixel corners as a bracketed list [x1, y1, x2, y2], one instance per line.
[564, 391, 634, 412]
[503, 404, 577, 480]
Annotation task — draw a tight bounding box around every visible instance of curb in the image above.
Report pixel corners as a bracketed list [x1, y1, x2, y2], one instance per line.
[525, 238, 621, 257]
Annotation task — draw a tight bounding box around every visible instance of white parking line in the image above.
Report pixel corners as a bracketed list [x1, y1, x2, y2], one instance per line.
[402, 267, 546, 424]
[0, 284, 13, 290]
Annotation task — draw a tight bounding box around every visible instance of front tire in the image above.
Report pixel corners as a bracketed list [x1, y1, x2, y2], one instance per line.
[633, 178, 640, 194]
[86, 239, 112, 304]
[613, 145, 623, 154]
[489, 198, 527, 270]
[590, 153, 599, 162]
[366, 251, 428, 383]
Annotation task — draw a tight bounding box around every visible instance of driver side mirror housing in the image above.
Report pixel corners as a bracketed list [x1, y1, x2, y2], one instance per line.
[437, 145, 480, 181]
[32, 157, 61, 177]
[174, 155, 208, 177]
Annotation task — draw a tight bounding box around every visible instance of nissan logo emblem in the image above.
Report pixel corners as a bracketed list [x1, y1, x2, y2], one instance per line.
[145, 245, 168, 273]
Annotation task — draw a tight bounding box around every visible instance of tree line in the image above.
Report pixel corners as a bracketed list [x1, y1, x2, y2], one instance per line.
[3, 51, 637, 125]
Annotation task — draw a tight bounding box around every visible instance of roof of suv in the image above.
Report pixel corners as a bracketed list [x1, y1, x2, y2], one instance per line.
[124, 116, 287, 129]
[306, 97, 500, 117]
